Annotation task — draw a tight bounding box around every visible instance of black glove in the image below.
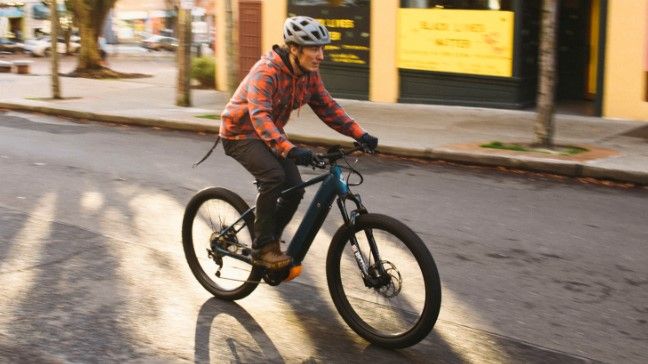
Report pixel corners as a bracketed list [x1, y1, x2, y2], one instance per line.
[288, 147, 314, 166]
[357, 133, 378, 151]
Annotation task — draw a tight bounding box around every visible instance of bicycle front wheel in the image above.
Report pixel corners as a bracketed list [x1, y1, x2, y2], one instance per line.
[182, 187, 263, 300]
[326, 213, 441, 348]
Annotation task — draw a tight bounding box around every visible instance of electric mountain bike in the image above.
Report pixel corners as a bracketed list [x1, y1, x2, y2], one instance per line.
[182, 145, 441, 348]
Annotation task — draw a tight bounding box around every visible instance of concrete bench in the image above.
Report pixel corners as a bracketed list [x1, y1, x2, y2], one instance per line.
[12, 60, 33, 74]
[0, 61, 12, 73]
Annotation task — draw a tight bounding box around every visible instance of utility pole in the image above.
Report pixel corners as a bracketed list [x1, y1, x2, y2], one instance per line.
[50, 0, 62, 99]
[176, 0, 193, 106]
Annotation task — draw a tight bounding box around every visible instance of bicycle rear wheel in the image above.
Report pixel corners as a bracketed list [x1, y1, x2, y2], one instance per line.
[326, 213, 441, 348]
[182, 187, 263, 300]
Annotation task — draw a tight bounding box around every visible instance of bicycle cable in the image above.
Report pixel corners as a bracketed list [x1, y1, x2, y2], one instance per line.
[342, 154, 364, 187]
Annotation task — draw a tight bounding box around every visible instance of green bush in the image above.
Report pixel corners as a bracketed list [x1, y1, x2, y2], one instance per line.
[191, 56, 216, 88]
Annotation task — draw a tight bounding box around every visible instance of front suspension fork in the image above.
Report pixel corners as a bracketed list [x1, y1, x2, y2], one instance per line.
[338, 195, 387, 288]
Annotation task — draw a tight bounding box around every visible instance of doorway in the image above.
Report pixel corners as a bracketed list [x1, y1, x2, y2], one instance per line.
[556, 0, 602, 116]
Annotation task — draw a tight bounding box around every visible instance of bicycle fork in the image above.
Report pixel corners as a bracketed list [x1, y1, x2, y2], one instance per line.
[338, 195, 390, 289]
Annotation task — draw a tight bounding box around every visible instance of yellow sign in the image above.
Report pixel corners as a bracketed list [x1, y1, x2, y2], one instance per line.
[398, 9, 514, 77]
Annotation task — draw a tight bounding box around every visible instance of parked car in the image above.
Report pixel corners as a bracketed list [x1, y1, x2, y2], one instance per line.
[23, 36, 80, 57]
[0, 38, 24, 54]
[141, 35, 178, 52]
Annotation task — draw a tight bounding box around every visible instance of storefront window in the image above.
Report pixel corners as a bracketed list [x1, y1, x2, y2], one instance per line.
[400, 0, 513, 10]
[288, 0, 370, 66]
[31, 3, 67, 20]
[398, 2, 515, 77]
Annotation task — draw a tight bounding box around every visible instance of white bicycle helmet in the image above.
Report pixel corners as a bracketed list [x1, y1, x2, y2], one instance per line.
[283, 16, 331, 46]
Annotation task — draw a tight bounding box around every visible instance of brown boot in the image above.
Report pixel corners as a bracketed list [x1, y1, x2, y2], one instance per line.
[253, 241, 291, 270]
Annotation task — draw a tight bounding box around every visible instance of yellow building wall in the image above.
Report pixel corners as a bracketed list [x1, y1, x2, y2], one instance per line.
[370, 0, 399, 103]
[215, 0, 230, 92]
[262, 0, 286, 53]
[604, 0, 648, 121]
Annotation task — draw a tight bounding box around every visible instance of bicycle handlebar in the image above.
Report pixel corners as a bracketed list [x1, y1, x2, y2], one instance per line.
[311, 143, 373, 169]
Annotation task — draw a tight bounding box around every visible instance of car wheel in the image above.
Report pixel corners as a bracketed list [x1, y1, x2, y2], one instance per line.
[44, 48, 51, 57]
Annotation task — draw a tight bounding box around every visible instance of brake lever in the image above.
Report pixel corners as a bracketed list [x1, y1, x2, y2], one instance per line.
[311, 155, 327, 169]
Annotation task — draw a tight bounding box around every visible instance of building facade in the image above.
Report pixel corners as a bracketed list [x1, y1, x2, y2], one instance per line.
[113, 0, 215, 43]
[1, 0, 61, 40]
[215, 0, 648, 122]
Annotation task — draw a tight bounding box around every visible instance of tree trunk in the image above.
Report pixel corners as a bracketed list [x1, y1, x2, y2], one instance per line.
[77, 20, 102, 70]
[535, 0, 559, 148]
[176, 5, 192, 107]
[224, 0, 238, 96]
[50, 0, 62, 99]
[66, 0, 115, 72]
[64, 26, 71, 55]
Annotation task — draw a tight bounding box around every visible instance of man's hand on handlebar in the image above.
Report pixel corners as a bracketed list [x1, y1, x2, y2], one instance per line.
[291, 143, 377, 169]
[288, 147, 314, 166]
[356, 133, 378, 153]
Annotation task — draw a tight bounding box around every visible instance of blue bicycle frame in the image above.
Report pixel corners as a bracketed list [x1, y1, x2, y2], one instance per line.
[214, 163, 361, 261]
[283, 164, 352, 264]
[211, 151, 385, 284]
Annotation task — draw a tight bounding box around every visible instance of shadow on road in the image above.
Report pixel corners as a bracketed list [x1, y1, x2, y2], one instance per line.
[194, 298, 283, 363]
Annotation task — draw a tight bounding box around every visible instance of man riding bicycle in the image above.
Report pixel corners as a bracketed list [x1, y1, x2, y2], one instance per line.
[219, 16, 378, 270]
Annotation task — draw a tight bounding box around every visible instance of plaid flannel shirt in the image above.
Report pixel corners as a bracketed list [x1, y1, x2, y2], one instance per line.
[219, 48, 365, 157]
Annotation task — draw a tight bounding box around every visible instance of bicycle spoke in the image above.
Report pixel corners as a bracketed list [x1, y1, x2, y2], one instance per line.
[183, 188, 262, 300]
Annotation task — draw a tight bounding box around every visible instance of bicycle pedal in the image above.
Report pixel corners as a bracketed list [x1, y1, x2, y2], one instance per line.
[284, 265, 302, 282]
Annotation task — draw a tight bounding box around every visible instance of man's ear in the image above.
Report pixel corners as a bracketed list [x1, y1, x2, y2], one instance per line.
[288, 44, 300, 57]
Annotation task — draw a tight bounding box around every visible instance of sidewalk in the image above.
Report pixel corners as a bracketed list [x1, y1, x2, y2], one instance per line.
[1, 56, 647, 185]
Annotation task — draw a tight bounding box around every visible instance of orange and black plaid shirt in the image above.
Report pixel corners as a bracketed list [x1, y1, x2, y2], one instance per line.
[219, 48, 365, 157]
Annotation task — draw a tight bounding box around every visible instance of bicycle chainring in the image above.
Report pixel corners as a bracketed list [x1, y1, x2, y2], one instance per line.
[262, 268, 289, 286]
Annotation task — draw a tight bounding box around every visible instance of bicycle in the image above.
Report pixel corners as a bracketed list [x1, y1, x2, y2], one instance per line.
[182, 144, 441, 348]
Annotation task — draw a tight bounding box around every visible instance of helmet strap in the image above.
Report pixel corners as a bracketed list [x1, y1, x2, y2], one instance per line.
[288, 46, 309, 75]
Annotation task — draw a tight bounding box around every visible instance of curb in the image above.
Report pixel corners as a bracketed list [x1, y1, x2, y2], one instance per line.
[0, 102, 220, 134]
[2, 102, 647, 186]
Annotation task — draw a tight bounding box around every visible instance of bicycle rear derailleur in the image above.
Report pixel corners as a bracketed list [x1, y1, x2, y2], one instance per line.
[208, 230, 251, 277]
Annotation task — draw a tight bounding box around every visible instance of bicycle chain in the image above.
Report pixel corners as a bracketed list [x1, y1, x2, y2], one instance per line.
[213, 274, 264, 284]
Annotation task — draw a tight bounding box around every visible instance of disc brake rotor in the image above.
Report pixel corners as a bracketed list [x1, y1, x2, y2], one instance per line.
[374, 260, 402, 298]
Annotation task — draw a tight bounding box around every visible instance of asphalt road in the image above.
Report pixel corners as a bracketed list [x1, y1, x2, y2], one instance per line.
[0, 110, 646, 363]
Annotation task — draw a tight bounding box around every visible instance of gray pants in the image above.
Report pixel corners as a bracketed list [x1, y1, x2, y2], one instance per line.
[222, 139, 305, 248]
